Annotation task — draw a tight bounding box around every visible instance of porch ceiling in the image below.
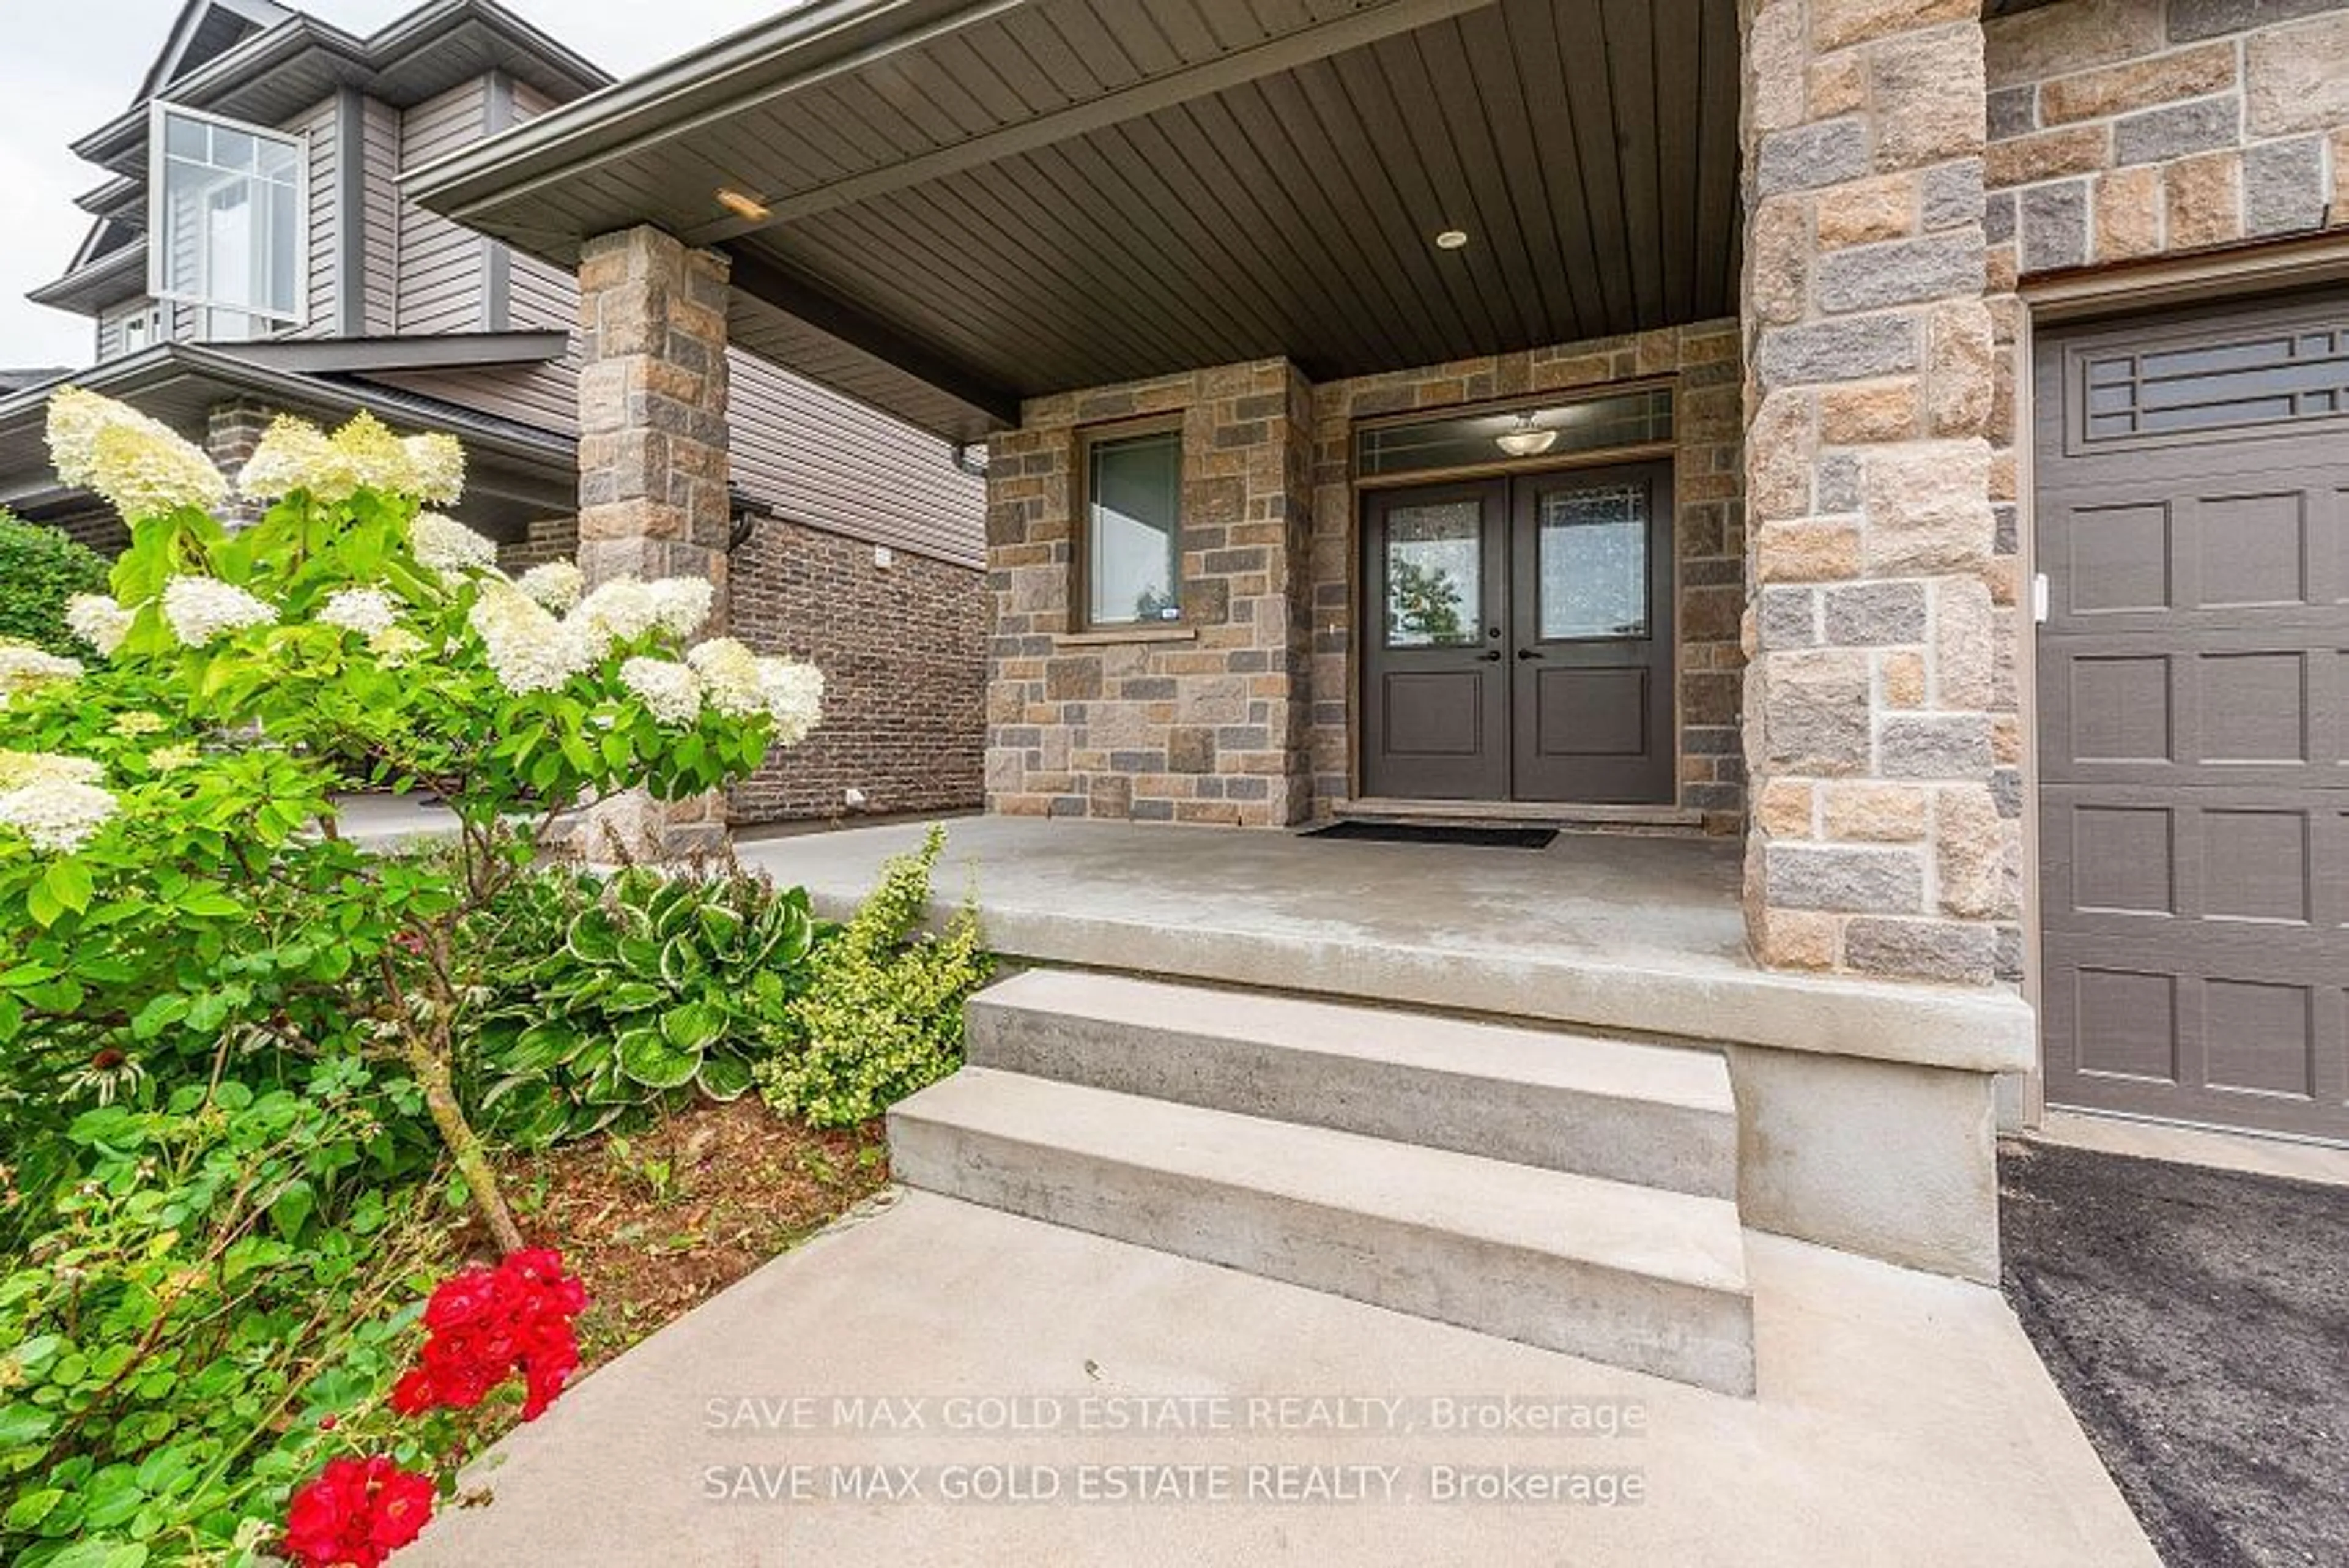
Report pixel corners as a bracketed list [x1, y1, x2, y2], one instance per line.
[410, 0, 1742, 443]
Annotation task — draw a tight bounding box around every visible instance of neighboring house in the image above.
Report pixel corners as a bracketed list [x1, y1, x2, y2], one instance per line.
[0, 0, 987, 826]
[404, 0, 2347, 1338]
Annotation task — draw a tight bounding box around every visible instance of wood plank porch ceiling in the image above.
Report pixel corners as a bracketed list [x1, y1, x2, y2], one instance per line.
[411, 0, 1743, 444]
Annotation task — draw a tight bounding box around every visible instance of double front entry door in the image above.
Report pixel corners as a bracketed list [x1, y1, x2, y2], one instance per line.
[1361, 461, 1675, 804]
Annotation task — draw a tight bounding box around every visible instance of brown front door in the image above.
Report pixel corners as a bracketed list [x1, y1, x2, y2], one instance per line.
[1360, 462, 1675, 804]
[2036, 293, 2349, 1143]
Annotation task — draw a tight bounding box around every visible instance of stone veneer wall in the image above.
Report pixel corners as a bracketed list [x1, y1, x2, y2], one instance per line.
[729, 515, 986, 823]
[984, 360, 1317, 825]
[1305, 322, 1748, 824]
[574, 226, 734, 857]
[1740, 0, 2015, 985]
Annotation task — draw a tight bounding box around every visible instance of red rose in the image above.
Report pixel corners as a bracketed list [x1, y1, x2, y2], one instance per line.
[283, 1455, 436, 1568]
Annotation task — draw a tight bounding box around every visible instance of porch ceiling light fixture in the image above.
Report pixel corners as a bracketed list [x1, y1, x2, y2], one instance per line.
[714, 187, 772, 223]
[1496, 412, 1559, 458]
[1433, 228, 1470, 250]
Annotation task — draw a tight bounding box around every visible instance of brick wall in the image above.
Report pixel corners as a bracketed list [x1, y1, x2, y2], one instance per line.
[728, 515, 986, 823]
[1306, 322, 1748, 825]
[984, 360, 1318, 827]
[497, 515, 579, 573]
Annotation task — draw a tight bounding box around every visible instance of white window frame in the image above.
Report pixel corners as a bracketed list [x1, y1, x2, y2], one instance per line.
[145, 100, 308, 335]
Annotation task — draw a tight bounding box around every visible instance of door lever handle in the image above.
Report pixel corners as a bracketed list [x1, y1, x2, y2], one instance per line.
[1516, 648, 1545, 661]
[1475, 650, 1503, 663]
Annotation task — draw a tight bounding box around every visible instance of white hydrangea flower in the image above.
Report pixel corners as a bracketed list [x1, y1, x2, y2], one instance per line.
[516, 560, 585, 613]
[469, 584, 595, 696]
[370, 626, 426, 667]
[0, 644, 85, 706]
[0, 778, 119, 853]
[45, 387, 227, 519]
[756, 657, 825, 745]
[317, 587, 401, 638]
[235, 416, 340, 502]
[64, 594, 133, 656]
[147, 743, 200, 773]
[0, 750, 105, 789]
[161, 576, 275, 647]
[411, 512, 500, 575]
[111, 710, 167, 738]
[569, 577, 659, 645]
[685, 637, 766, 718]
[647, 577, 714, 639]
[404, 433, 466, 505]
[619, 656, 705, 726]
[239, 412, 471, 505]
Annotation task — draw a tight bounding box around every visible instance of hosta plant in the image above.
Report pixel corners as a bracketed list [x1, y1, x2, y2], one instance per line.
[466, 864, 820, 1146]
[0, 388, 826, 1254]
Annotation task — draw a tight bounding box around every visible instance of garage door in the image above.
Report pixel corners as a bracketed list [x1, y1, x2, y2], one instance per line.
[2036, 291, 2349, 1143]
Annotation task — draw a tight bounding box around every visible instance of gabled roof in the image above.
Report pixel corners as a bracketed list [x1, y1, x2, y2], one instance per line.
[136, 0, 297, 105]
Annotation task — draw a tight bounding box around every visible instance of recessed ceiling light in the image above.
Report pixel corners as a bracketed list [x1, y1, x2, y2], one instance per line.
[715, 187, 772, 223]
[1433, 229, 1469, 251]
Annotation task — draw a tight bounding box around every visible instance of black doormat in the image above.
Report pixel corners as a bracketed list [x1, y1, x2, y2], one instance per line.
[1307, 821, 1557, 849]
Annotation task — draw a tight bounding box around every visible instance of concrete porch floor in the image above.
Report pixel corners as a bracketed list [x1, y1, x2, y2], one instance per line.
[404, 1191, 2157, 1567]
[732, 816, 2028, 1073]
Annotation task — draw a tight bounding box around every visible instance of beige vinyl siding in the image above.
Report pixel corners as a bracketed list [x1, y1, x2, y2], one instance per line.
[728, 351, 984, 569]
[95, 298, 158, 363]
[396, 81, 489, 334]
[283, 95, 340, 338]
[362, 97, 401, 335]
[367, 363, 579, 434]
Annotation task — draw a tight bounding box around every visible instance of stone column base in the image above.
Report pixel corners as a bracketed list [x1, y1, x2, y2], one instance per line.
[575, 789, 730, 864]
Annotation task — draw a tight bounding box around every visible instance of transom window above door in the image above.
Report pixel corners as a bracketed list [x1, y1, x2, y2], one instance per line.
[1356, 387, 1673, 481]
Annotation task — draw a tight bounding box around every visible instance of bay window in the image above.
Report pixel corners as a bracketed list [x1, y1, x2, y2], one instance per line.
[148, 103, 305, 338]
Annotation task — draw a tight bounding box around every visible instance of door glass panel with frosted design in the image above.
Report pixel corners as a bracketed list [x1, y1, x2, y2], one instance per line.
[1539, 484, 1648, 640]
[1384, 502, 1482, 647]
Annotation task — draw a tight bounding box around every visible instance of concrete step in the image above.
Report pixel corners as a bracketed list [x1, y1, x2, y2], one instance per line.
[889, 1068, 1756, 1395]
[967, 969, 1739, 1200]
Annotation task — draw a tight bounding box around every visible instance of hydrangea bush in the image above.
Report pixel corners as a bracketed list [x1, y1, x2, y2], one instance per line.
[0, 388, 824, 1254]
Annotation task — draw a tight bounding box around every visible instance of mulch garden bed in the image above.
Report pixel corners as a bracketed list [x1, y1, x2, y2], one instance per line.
[2000, 1137, 2349, 1568]
[495, 1099, 891, 1372]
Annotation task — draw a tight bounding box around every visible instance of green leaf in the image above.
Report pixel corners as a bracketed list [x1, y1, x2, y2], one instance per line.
[617, 1025, 700, 1090]
[0, 1403, 56, 1446]
[269, 1178, 315, 1242]
[40, 858, 92, 916]
[566, 908, 620, 966]
[24, 878, 62, 929]
[3, 1487, 63, 1532]
[661, 1000, 726, 1053]
[697, 1053, 753, 1102]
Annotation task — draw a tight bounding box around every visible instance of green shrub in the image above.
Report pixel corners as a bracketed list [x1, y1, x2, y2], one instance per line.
[0, 510, 110, 656]
[0, 1069, 446, 1567]
[463, 864, 822, 1146]
[758, 826, 990, 1128]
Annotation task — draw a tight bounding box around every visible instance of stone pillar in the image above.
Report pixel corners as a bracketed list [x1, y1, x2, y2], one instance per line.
[576, 224, 733, 858]
[1739, 0, 2014, 985]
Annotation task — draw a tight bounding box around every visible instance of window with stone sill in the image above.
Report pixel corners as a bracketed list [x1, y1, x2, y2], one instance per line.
[1079, 423, 1183, 630]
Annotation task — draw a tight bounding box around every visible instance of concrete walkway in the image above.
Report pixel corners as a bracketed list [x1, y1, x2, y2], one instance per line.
[407, 1193, 2156, 1567]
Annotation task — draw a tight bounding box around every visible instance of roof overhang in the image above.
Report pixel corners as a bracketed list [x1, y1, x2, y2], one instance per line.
[0, 345, 577, 539]
[28, 240, 147, 317]
[412, 0, 1751, 444]
[73, 0, 610, 177]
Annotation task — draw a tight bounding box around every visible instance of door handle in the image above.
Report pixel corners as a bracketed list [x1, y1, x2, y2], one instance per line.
[1475, 650, 1503, 663]
[1516, 648, 1545, 661]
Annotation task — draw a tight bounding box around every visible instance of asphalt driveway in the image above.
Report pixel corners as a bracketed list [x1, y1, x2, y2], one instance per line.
[2000, 1139, 2349, 1568]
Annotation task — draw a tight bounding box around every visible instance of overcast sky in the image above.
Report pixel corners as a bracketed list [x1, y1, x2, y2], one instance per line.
[0, 0, 790, 369]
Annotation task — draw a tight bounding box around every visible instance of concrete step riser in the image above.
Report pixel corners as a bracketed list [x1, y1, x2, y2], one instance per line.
[967, 1004, 1738, 1200]
[889, 1109, 1756, 1397]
